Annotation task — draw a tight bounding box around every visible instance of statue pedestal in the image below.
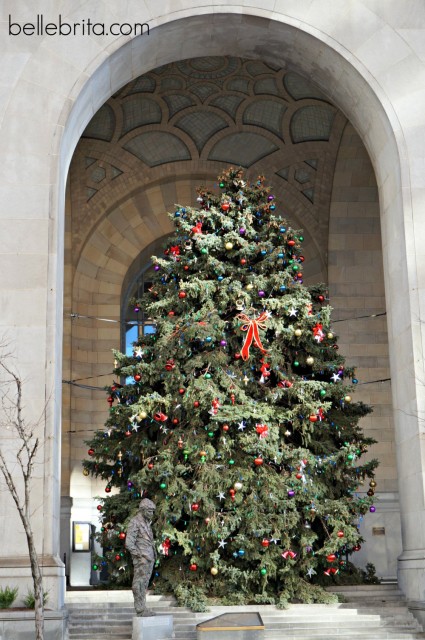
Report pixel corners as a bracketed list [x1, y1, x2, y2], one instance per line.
[132, 614, 174, 640]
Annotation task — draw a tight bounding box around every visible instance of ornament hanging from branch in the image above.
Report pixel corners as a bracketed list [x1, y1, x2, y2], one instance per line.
[236, 311, 271, 360]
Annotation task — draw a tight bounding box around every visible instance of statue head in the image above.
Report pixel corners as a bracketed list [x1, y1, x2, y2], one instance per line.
[139, 498, 156, 517]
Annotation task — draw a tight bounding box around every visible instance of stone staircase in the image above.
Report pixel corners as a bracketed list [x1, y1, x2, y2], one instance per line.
[66, 585, 425, 640]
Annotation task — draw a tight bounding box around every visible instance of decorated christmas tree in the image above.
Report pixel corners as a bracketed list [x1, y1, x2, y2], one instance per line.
[83, 167, 378, 609]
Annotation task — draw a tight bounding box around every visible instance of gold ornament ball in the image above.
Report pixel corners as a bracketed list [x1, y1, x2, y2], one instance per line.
[327, 332, 334, 339]
[294, 328, 302, 337]
[344, 395, 352, 403]
[83, 468, 90, 476]
[246, 283, 254, 291]
[225, 242, 234, 250]
[138, 411, 147, 420]
[306, 356, 314, 365]
[369, 480, 377, 488]
[234, 481, 243, 491]
[210, 567, 218, 576]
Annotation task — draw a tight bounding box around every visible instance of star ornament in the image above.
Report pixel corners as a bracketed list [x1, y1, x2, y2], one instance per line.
[238, 420, 247, 431]
[306, 567, 317, 578]
[218, 539, 227, 549]
[288, 307, 298, 317]
[216, 492, 226, 501]
[331, 372, 341, 383]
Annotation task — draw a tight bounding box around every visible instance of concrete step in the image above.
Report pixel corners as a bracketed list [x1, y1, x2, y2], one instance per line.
[66, 586, 425, 640]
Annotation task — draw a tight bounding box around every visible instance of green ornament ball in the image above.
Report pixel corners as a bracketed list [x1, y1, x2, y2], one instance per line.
[347, 454, 354, 461]
[320, 389, 326, 397]
[260, 568, 267, 575]
[229, 459, 235, 465]
[298, 235, 304, 242]
[293, 361, 299, 367]
[160, 482, 167, 489]
[219, 182, 225, 188]
[201, 248, 208, 254]
[204, 373, 212, 379]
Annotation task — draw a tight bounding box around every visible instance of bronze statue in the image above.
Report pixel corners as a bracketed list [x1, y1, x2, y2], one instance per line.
[126, 498, 157, 617]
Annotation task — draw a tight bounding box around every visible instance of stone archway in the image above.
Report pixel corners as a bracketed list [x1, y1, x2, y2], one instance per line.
[58, 13, 410, 604]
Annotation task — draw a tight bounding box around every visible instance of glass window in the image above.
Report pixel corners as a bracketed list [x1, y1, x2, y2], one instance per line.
[123, 263, 157, 355]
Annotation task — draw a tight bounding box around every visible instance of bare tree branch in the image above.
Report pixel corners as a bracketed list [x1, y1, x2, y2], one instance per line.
[0, 341, 46, 640]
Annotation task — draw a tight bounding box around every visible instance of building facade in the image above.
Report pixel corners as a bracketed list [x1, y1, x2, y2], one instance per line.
[1, 0, 425, 623]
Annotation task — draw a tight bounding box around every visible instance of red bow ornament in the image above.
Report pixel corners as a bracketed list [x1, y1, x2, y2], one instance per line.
[256, 423, 269, 438]
[237, 311, 270, 361]
[313, 323, 325, 343]
[281, 550, 297, 560]
[170, 245, 180, 257]
[161, 538, 171, 556]
[259, 360, 271, 384]
[191, 222, 203, 234]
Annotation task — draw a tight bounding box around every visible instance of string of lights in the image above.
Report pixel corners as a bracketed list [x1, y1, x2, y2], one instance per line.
[68, 310, 387, 325]
[63, 310, 389, 390]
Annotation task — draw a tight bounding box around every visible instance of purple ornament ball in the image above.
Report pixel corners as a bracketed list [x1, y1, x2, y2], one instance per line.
[369, 505, 376, 512]
[258, 290, 265, 298]
[220, 340, 227, 347]
[239, 228, 246, 235]
[288, 490, 295, 497]
[154, 265, 160, 271]
[268, 194, 275, 201]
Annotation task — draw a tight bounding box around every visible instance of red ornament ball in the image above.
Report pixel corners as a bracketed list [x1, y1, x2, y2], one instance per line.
[240, 258, 247, 265]
[318, 295, 325, 302]
[261, 539, 270, 548]
[147, 463, 154, 470]
[221, 203, 230, 211]
[105, 486, 111, 493]
[178, 291, 187, 299]
[222, 424, 229, 432]
[189, 563, 197, 571]
[179, 388, 186, 395]
[118, 532, 126, 540]
[295, 473, 303, 480]
[309, 415, 318, 423]
[115, 554, 121, 561]
[184, 265, 189, 271]
[337, 531, 344, 538]
[287, 239, 296, 247]
[193, 401, 200, 408]
[326, 554, 337, 563]
[134, 374, 141, 382]
[88, 448, 95, 456]
[168, 310, 175, 316]
[191, 503, 199, 512]
[97, 505, 103, 511]
[172, 418, 179, 425]
[234, 353, 241, 360]
[254, 457, 263, 466]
